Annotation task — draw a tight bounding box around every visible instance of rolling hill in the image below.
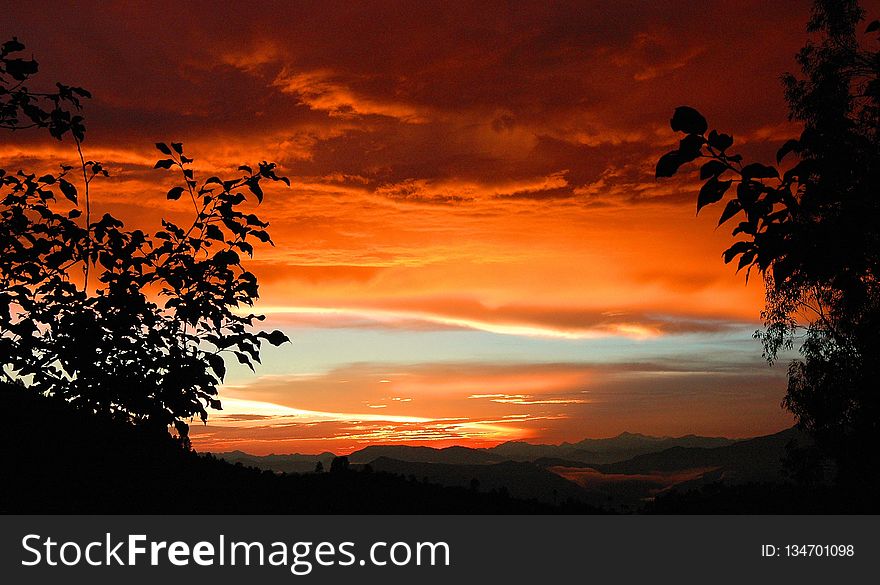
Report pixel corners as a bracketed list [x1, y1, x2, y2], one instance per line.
[489, 433, 737, 464]
[598, 427, 808, 482]
[365, 457, 595, 506]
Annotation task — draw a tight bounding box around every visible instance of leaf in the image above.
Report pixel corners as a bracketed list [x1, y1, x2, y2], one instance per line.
[261, 330, 290, 346]
[59, 179, 78, 204]
[737, 180, 759, 205]
[670, 106, 708, 135]
[206, 354, 226, 381]
[717, 199, 742, 226]
[700, 160, 728, 180]
[214, 249, 240, 265]
[205, 224, 224, 240]
[167, 186, 185, 200]
[866, 20, 879, 33]
[234, 352, 255, 372]
[98, 252, 115, 270]
[247, 178, 264, 203]
[154, 159, 175, 169]
[696, 176, 731, 214]
[678, 134, 705, 161]
[742, 163, 779, 180]
[737, 250, 757, 272]
[655, 151, 683, 178]
[236, 241, 254, 256]
[99, 213, 123, 228]
[155, 142, 173, 155]
[251, 230, 272, 243]
[2, 38, 25, 55]
[70, 117, 87, 142]
[776, 139, 800, 164]
[171, 142, 183, 154]
[246, 214, 268, 227]
[707, 130, 733, 151]
[71, 86, 92, 99]
[4, 58, 38, 81]
[731, 222, 746, 237]
[239, 165, 253, 174]
[722, 241, 753, 264]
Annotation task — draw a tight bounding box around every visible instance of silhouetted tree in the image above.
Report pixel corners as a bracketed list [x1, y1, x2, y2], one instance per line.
[0, 38, 290, 442]
[329, 456, 350, 474]
[656, 1, 880, 487]
[314, 460, 324, 473]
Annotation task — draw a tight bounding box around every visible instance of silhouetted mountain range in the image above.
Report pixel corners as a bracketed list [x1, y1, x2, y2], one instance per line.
[349, 445, 500, 465]
[598, 427, 808, 481]
[212, 429, 805, 509]
[216, 431, 740, 470]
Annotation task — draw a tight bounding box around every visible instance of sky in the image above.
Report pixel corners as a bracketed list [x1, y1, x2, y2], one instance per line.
[9, 1, 872, 454]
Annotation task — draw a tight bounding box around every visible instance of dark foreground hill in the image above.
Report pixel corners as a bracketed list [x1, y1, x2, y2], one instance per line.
[366, 457, 591, 506]
[4, 383, 875, 513]
[0, 383, 600, 514]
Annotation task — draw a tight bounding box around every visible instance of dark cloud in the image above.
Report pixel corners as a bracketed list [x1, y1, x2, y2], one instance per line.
[6, 0, 836, 199]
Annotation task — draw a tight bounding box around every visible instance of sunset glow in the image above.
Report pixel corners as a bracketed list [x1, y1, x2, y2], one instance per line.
[5, 0, 835, 454]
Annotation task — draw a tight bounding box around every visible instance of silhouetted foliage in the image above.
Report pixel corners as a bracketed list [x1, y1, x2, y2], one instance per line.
[0, 37, 89, 140]
[0, 39, 290, 441]
[656, 1, 880, 487]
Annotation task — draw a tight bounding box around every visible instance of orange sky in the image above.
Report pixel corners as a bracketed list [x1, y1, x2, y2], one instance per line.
[9, 1, 873, 454]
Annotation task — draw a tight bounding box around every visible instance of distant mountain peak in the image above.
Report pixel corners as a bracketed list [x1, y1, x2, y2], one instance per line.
[615, 431, 652, 439]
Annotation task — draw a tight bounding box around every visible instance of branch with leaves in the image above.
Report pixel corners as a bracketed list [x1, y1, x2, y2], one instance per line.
[1, 38, 290, 442]
[655, 2, 880, 486]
